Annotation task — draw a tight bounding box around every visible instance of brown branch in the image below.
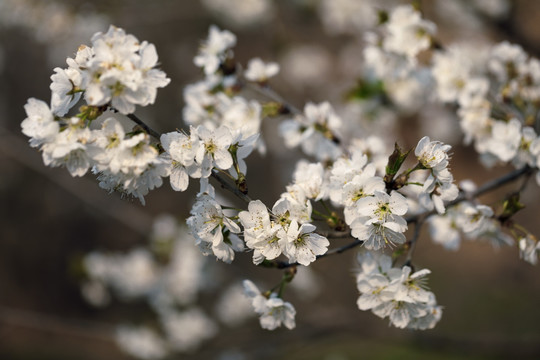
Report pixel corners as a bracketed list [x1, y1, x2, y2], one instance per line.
[125, 113, 162, 140]
[245, 82, 303, 116]
[404, 213, 427, 268]
[405, 166, 534, 223]
[211, 170, 252, 205]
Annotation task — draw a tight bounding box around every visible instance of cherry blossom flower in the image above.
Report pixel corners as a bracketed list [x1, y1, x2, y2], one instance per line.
[280, 101, 343, 161]
[187, 193, 243, 263]
[21, 98, 58, 148]
[243, 280, 296, 330]
[350, 191, 408, 250]
[279, 220, 329, 266]
[160, 129, 201, 191]
[383, 5, 436, 60]
[84, 26, 170, 114]
[519, 235, 540, 265]
[415, 136, 452, 172]
[239, 200, 282, 264]
[116, 326, 167, 360]
[194, 25, 236, 76]
[244, 57, 280, 82]
[194, 125, 233, 178]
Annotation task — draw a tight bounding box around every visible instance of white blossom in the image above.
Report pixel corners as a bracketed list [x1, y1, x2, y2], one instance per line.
[21, 98, 59, 148]
[214, 283, 254, 326]
[419, 173, 459, 214]
[415, 136, 452, 172]
[116, 326, 167, 360]
[160, 129, 201, 191]
[201, 0, 274, 28]
[194, 125, 234, 178]
[432, 44, 487, 103]
[40, 117, 93, 177]
[279, 220, 329, 266]
[350, 191, 408, 250]
[383, 5, 436, 60]
[280, 102, 343, 161]
[243, 280, 296, 330]
[84, 248, 158, 299]
[428, 213, 462, 251]
[160, 308, 218, 352]
[187, 193, 243, 263]
[50, 66, 83, 116]
[341, 166, 385, 224]
[244, 57, 279, 82]
[519, 235, 540, 265]
[486, 118, 521, 163]
[488, 41, 527, 82]
[194, 25, 236, 75]
[291, 161, 328, 201]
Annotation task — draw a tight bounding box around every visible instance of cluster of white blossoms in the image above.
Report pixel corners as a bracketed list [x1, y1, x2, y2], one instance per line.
[21, 26, 172, 204]
[21, 100, 169, 204]
[349, 190, 408, 250]
[356, 252, 442, 330]
[185, 160, 331, 267]
[432, 40, 540, 179]
[187, 190, 244, 264]
[50, 25, 170, 116]
[160, 124, 258, 192]
[428, 199, 512, 251]
[239, 197, 329, 266]
[327, 148, 409, 250]
[81, 215, 238, 359]
[22, 2, 540, 350]
[362, 5, 435, 112]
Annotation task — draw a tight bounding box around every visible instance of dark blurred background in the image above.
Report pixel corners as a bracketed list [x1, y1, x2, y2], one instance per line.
[1, 0, 540, 359]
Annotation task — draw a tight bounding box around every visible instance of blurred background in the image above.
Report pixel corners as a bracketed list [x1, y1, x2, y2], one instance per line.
[1, 0, 540, 359]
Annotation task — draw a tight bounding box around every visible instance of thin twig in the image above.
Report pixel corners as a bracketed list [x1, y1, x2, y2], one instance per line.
[263, 239, 363, 269]
[405, 214, 427, 267]
[211, 170, 252, 205]
[320, 230, 354, 239]
[245, 82, 303, 116]
[126, 113, 162, 140]
[405, 166, 534, 223]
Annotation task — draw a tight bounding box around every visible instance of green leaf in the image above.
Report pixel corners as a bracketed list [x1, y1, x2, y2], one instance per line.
[345, 79, 385, 101]
[500, 192, 525, 221]
[262, 101, 287, 117]
[385, 143, 411, 178]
